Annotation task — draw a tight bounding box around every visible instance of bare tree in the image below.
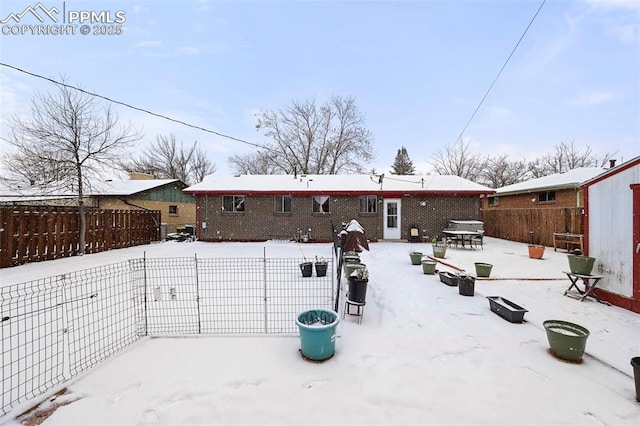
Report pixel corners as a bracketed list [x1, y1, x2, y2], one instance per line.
[1, 78, 141, 254]
[122, 134, 216, 184]
[228, 151, 281, 175]
[480, 155, 529, 188]
[430, 140, 487, 182]
[528, 140, 615, 177]
[229, 96, 375, 175]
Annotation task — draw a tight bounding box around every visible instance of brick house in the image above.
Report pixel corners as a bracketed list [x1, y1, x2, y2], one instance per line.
[481, 167, 605, 246]
[183, 174, 492, 242]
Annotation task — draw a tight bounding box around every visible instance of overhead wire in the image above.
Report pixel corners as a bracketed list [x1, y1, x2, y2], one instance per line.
[0, 62, 281, 155]
[451, 0, 547, 146]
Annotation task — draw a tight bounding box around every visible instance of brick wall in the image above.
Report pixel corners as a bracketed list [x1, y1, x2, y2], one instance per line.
[197, 194, 481, 242]
[483, 188, 581, 210]
[400, 195, 481, 240]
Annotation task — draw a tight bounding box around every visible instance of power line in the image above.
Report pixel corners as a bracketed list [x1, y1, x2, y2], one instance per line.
[0, 62, 277, 154]
[452, 0, 546, 146]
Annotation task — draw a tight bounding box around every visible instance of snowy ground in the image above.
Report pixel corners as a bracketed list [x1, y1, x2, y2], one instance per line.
[1, 237, 639, 425]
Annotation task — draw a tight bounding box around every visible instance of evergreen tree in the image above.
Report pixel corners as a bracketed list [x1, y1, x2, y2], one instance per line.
[391, 146, 415, 175]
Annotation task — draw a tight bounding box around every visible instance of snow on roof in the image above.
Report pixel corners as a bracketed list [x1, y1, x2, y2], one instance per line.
[495, 167, 606, 195]
[0, 179, 182, 199]
[581, 155, 640, 187]
[185, 174, 492, 194]
[88, 179, 181, 196]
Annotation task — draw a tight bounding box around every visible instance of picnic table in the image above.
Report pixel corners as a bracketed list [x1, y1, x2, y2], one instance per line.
[563, 271, 608, 304]
[443, 230, 480, 249]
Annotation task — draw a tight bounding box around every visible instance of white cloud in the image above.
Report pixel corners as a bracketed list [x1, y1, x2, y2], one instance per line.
[177, 46, 200, 55]
[567, 90, 617, 106]
[607, 23, 640, 42]
[486, 105, 516, 120]
[133, 40, 163, 48]
[583, 0, 640, 10]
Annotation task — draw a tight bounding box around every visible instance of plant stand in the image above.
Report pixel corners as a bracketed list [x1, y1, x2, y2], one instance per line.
[563, 271, 606, 304]
[343, 299, 366, 324]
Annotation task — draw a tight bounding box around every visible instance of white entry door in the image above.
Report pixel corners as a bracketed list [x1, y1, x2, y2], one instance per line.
[383, 199, 401, 240]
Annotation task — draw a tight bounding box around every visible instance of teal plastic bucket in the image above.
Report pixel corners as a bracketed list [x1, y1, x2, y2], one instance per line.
[296, 309, 340, 361]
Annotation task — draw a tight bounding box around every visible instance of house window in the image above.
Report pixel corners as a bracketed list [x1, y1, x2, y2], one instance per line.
[538, 191, 556, 203]
[312, 195, 330, 213]
[169, 205, 178, 215]
[488, 196, 499, 206]
[223, 195, 245, 212]
[274, 195, 292, 213]
[359, 195, 377, 213]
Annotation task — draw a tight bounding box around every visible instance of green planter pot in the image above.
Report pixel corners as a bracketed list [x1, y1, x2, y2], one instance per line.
[421, 260, 437, 275]
[567, 255, 596, 275]
[296, 309, 340, 361]
[474, 262, 493, 278]
[343, 254, 361, 264]
[543, 320, 590, 362]
[344, 262, 366, 279]
[432, 245, 447, 259]
[409, 252, 423, 265]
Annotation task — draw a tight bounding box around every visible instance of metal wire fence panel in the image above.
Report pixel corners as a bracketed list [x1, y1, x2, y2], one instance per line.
[197, 257, 267, 334]
[1, 254, 335, 416]
[1, 278, 67, 416]
[141, 257, 201, 335]
[63, 262, 143, 377]
[142, 257, 336, 335]
[263, 259, 334, 334]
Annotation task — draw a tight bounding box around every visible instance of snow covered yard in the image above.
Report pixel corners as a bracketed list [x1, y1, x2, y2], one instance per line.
[1, 238, 639, 425]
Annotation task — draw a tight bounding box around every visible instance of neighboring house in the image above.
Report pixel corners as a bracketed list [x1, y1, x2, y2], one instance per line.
[90, 173, 196, 233]
[0, 173, 196, 233]
[0, 183, 88, 207]
[582, 156, 640, 313]
[481, 167, 606, 246]
[183, 174, 493, 242]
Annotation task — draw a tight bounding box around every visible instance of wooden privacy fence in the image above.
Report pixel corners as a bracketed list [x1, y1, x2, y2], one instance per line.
[481, 207, 583, 247]
[0, 207, 161, 268]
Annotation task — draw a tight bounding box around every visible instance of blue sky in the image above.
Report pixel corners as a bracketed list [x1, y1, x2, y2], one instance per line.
[0, 0, 638, 176]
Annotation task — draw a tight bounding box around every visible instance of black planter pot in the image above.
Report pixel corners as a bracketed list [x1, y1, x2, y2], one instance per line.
[632, 357, 640, 402]
[458, 275, 475, 296]
[347, 277, 368, 304]
[300, 262, 313, 278]
[315, 262, 328, 277]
